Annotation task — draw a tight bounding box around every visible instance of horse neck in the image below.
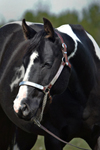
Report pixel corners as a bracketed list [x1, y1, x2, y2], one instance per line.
[67, 42, 98, 107]
[71, 47, 97, 98]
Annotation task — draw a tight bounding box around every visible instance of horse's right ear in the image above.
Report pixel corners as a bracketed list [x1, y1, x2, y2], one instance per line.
[22, 19, 36, 39]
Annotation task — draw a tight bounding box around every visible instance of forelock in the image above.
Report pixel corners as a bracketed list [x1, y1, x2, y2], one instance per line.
[29, 30, 45, 52]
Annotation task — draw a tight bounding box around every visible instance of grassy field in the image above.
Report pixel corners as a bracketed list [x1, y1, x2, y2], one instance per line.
[31, 136, 91, 150]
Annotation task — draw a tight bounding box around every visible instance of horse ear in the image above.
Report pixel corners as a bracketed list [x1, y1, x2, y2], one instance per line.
[22, 19, 36, 39]
[43, 18, 54, 39]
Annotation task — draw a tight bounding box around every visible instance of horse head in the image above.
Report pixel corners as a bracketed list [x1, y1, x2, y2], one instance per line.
[13, 18, 71, 122]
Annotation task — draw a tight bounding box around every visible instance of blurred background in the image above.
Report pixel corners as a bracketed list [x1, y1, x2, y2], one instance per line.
[0, 0, 100, 45]
[0, 0, 99, 149]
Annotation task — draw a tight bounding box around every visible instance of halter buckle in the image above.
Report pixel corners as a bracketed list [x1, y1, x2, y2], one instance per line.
[62, 57, 69, 66]
[66, 62, 69, 66]
[62, 43, 67, 49]
[43, 87, 50, 94]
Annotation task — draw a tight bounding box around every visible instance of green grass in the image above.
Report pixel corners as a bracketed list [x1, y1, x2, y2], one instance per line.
[31, 136, 91, 150]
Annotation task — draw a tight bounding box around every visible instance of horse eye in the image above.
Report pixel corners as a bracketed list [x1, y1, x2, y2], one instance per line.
[42, 62, 52, 68]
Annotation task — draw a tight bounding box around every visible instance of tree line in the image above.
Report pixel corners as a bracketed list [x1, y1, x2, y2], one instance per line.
[1, 2, 100, 46]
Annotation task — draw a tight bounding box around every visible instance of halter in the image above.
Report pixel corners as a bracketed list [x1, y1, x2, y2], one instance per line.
[19, 33, 90, 150]
[19, 32, 71, 121]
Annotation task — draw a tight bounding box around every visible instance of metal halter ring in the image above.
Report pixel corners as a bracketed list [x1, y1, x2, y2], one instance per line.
[44, 87, 50, 94]
[62, 57, 69, 66]
[62, 43, 67, 49]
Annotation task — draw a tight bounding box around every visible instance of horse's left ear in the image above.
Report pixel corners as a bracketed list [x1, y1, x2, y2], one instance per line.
[43, 18, 55, 39]
[22, 19, 37, 39]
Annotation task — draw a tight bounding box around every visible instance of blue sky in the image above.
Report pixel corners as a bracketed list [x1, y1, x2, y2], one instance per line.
[0, 0, 99, 23]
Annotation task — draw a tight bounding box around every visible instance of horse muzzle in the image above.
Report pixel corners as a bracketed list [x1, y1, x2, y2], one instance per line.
[13, 97, 40, 120]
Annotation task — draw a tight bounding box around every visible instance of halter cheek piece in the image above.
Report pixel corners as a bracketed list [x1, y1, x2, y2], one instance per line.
[19, 32, 71, 121]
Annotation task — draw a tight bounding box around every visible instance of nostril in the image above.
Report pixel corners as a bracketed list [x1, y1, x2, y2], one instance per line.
[21, 104, 27, 112]
[19, 103, 31, 118]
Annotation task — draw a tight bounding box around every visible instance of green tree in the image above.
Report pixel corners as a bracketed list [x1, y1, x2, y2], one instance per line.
[57, 10, 79, 27]
[23, 11, 36, 22]
[80, 3, 100, 45]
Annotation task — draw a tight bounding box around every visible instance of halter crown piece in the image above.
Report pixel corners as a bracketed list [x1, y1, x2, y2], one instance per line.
[19, 32, 71, 122]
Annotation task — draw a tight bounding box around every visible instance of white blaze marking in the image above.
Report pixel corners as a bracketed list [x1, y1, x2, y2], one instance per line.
[23, 51, 38, 81]
[13, 86, 27, 113]
[57, 24, 81, 59]
[13, 51, 39, 113]
[86, 32, 100, 59]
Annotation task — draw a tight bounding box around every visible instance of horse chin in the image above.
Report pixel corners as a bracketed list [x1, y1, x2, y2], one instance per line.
[15, 108, 42, 123]
[31, 108, 42, 123]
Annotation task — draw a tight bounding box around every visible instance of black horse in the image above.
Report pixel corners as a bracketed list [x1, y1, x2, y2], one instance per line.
[0, 88, 89, 150]
[0, 18, 100, 149]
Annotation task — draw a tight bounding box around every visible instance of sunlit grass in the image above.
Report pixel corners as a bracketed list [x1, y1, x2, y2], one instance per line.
[31, 136, 92, 150]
